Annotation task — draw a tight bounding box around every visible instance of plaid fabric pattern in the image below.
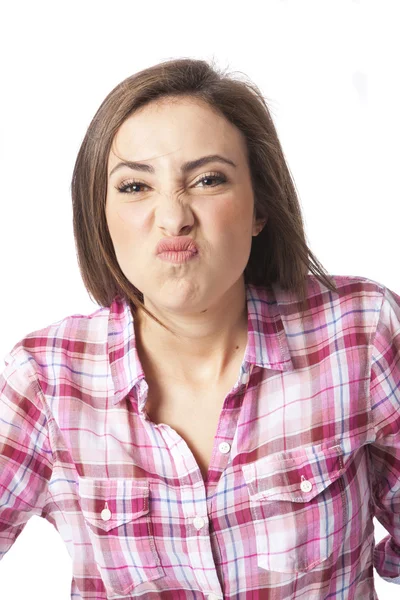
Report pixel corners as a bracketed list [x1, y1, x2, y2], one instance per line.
[1, 274, 399, 599]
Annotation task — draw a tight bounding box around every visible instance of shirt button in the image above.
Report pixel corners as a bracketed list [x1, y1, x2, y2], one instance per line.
[207, 595, 222, 600]
[300, 479, 312, 493]
[218, 442, 231, 454]
[101, 507, 111, 521]
[241, 372, 250, 384]
[193, 516, 205, 530]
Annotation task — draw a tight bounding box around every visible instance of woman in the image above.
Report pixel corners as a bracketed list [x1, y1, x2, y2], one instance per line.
[1, 57, 399, 600]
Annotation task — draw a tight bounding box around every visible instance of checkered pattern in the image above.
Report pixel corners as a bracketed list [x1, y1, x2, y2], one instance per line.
[1, 274, 399, 599]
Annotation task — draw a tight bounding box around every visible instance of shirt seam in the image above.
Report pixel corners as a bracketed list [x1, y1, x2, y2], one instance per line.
[367, 288, 386, 439]
[22, 360, 57, 511]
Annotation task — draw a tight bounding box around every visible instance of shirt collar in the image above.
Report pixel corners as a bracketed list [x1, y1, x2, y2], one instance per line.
[108, 282, 295, 405]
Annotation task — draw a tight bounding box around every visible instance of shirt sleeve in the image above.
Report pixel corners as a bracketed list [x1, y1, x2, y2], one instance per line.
[0, 349, 54, 561]
[368, 284, 400, 584]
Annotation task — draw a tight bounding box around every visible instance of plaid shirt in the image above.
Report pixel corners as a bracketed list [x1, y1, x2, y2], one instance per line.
[1, 274, 399, 600]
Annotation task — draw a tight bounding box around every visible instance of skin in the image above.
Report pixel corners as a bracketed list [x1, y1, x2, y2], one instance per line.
[105, 96, 267, 388]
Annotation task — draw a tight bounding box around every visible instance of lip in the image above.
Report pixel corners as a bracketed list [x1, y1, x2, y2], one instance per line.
[157, 250, 199, 264]
[155, 236, 199, 255]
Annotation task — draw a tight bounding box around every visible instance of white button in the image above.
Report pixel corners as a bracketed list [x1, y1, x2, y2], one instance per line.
[219, 442, 231, 454]
[193, 516, 205, 530]
[241, 372, 249, 384]
[101, 508, 111, 521]
[207, 594, 221, 600]
[300, 479, 312, 493]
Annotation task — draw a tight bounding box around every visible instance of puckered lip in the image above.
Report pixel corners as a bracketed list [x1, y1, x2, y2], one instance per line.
[155, 236, 199, 255]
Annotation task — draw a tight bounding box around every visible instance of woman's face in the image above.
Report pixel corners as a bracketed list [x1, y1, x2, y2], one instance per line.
[105, 96, 266, 316]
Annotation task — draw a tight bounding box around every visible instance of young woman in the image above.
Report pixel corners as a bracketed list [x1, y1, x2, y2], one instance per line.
[1, 57, 399, 599]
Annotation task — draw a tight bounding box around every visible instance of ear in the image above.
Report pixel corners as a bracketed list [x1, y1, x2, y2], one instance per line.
[252, 215, 268, 237]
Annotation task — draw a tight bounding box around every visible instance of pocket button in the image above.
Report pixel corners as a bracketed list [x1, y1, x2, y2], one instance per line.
[101, 507, 112, 521]
[300, 478, 313, 493]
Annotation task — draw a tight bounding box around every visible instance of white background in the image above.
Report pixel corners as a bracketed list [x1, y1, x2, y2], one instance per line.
[0, 0, 399, 598]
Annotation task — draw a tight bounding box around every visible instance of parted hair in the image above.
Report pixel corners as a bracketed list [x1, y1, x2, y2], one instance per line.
[71, 56, 338, 331]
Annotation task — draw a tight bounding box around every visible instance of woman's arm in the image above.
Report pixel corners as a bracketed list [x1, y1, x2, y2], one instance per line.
[0, 348, 54, 560]
[368, 285, 400, 584]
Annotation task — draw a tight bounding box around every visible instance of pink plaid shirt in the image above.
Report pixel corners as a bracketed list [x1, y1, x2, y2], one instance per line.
[1, 274, 400, 599]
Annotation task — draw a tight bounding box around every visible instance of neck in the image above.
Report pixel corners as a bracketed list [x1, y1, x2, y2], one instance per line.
[134, 280, 249, 386]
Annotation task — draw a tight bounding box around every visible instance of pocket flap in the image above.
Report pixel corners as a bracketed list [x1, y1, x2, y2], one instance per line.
[241, 442, 345, 503]
[78, 476, 150, 532]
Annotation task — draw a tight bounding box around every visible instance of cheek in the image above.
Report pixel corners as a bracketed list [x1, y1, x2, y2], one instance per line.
[106, 205, 146, 249]
[206, 199, 253, 237]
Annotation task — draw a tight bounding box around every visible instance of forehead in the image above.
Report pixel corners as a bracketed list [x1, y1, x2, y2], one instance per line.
[109, 96, 248, 163]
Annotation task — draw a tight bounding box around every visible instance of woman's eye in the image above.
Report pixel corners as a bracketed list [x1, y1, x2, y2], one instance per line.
[115, 172, 227, 194]
[194, 173, 227, 188]
[115, 181, 149, 194]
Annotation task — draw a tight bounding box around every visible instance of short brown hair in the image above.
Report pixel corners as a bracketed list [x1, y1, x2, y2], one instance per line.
[71, 57, 338, 330]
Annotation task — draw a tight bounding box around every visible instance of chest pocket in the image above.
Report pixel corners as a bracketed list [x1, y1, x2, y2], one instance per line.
[78, 477, 165, 598]
[241, 441, 348, 574]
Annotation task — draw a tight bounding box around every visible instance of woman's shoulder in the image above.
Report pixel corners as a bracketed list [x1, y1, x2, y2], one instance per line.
[266, 272, 394, 343]
[2, 302, 112, 376]
[307, 272, 388, 296]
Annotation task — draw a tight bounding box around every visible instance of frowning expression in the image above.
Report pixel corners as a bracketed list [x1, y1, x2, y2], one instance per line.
[105, 96, 265, 314]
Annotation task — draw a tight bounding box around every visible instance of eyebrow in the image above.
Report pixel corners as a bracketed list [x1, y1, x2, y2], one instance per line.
[108, 154, 237, 179]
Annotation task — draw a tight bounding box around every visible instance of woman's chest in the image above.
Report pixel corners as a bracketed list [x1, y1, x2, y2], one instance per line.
[144, 382, 232, 482]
